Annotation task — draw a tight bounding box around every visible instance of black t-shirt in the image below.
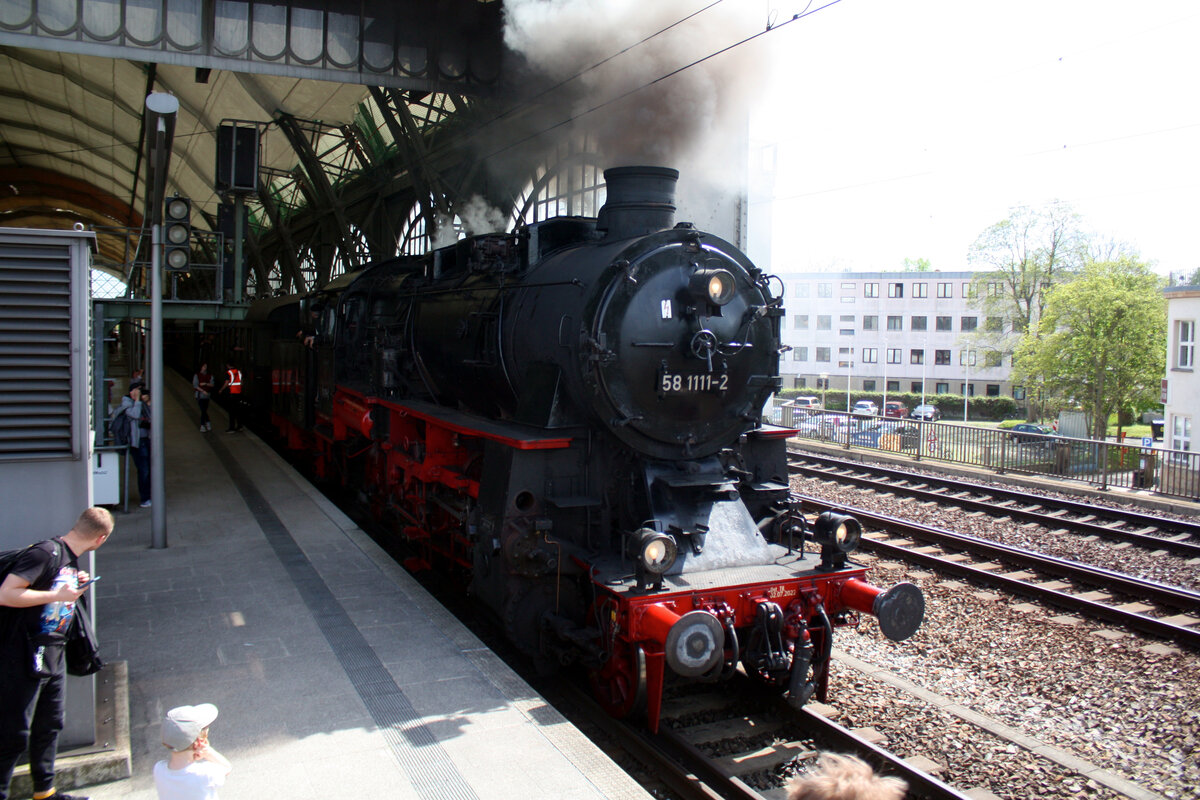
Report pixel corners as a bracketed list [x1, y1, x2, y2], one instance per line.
[1, 539, 80, 675]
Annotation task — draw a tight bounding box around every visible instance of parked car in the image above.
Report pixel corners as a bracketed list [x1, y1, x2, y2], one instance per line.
[909, 404, 941, 421]
[1007, 423, 1055, 444]
[849, 423, 921, 451]
[795, 417, 836, 438]
[851, 400, 879, 416]
[792, 396, 822, 410]
[883, 401, 907, 418]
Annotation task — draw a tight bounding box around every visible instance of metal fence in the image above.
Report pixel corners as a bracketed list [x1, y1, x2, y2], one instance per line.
[770, 404, 1200, 502]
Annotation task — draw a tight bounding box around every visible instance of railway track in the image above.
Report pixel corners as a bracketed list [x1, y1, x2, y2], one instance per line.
[798, 495, 1200, 651]
[789, 449, 1200, 559]
[552, 676, 973, 800]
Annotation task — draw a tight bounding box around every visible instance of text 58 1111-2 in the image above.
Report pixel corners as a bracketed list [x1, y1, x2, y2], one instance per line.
[660, 372, 729, 393]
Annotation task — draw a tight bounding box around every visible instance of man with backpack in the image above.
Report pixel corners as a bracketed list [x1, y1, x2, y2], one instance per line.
[0, 507, 115, 800]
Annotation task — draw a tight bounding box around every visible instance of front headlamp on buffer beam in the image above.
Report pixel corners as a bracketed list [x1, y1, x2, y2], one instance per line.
[631, 528, 677, 590]
[688, 268, 736, 307]
[812, 511, 862, 570]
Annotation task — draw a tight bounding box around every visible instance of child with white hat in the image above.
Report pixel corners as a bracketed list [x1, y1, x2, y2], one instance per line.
[153, 704, 232, 800]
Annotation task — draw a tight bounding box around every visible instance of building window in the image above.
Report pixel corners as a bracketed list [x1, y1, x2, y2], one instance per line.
[863, 315, 878, 331]
[839, 329, 855, 336]
[887, 316, 902, 331]
[984, 351, 1002, 368]
[962, 382, 976, 396]
[1177, 320, 1195, 368]
[1013, 386, 1026, 400]
[961, 316, 978, 331]
[841, 296, 855, 303]
[862, 348, 878, 364]
[817, 315, 832, 331]
[937, 282, 952, 298]
[888, 282, 904, 298]
[793, 347, 808, 361]
[841, 282, 856, 291]
[886, 380, 900, 392]
[862, 379, 876, 392]
[1171, 416, 1191, 452]
[959, 349, 977, 366]
[936, 316, 952, 331]
[986, 384, 1000, 396]
[911, 315, 927, 331]
[795, 377, 807, 388]
[963, 282, 977, 298]
[911, 381, 923, 393]
[913, 282, 928, 298]
[795, 283, 810, 298]
[886, 348, 901, 364]
[840, 314, 855, 324]
[935, 349, 951, 365]
[911, 349, 925, 364]
[864, 282, 879, 298]
[816, 347, 831, 362]
[935, 382, 950, 394]
[794, 314, 809, 329]
[987, 282, 1004, 297]
[986, 316, 1004, 332]
[818, 283, 832, 298]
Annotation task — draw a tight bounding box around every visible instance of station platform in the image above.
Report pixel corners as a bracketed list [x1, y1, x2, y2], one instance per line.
[21, 373, 651, 800]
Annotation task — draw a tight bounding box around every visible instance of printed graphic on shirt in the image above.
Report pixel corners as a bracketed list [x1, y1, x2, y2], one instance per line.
[39, 566, 81, 636]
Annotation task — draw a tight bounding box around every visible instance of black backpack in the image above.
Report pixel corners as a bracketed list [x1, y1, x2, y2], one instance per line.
[0, 539, 62, 584]
[109, 406, 132, 446]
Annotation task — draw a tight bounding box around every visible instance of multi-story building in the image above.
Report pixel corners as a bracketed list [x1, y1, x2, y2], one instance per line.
[1163, 284, 1197, 454]
[776, 271, 1016, 402]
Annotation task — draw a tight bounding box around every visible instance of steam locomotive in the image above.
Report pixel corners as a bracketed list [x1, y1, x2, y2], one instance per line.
[224, 167, 924, 731]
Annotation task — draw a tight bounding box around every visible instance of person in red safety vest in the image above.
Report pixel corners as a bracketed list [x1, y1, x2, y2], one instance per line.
[220, 362, 244, 433]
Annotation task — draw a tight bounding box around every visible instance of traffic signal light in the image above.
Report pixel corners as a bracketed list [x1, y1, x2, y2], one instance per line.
[164, 196, 191, 271]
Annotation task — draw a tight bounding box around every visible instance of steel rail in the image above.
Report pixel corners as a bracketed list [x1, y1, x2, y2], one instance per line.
[798, 496, 1200, 651]
[790, 452, 1200, 558]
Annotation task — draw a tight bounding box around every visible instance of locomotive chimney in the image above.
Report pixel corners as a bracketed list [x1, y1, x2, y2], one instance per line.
[597, 166, 679, 240]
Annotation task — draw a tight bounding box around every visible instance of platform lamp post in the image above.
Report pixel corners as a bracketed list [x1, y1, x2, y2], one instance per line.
[144, 92, 178, 549]
[963, 349, 973, 422]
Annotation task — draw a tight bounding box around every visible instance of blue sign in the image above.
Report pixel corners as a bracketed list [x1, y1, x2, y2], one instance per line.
[1141, 436, 1153, 448]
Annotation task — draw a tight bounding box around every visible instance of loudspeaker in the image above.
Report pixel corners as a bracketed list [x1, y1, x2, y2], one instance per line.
[216, 124, 259, 193]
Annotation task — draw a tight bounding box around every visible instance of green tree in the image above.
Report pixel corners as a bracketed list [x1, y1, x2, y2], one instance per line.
[1012, 258, 1166, 439]
[902, 257, 931, 272]
[968, 202, 1085, 336]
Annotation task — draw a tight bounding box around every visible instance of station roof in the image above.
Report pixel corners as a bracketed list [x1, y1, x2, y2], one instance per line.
[0, 49, 370, 267]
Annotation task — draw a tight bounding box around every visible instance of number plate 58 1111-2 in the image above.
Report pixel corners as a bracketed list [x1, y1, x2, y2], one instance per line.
[659, 372, 729, 393]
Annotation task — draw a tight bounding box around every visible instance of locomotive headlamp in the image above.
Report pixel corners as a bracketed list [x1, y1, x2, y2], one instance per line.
[812, 511, 862, 554]
[635, 528, 677, 575]
[689, 268, 736, 306]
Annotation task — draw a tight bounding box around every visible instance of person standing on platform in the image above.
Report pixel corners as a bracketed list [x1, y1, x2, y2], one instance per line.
[219, 362, 243, 434]
[153, 704, 232, 800]
[192, 364, 214, 432]
[115, 385, 152, 508]
[0, 507, 115, 800]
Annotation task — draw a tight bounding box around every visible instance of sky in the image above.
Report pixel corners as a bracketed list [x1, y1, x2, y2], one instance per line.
[748, 0, 1200, 278]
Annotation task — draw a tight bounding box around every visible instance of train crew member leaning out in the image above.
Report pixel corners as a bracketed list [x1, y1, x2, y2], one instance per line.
[154, 704, 232, 800]
[787, 753, 907, 800]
